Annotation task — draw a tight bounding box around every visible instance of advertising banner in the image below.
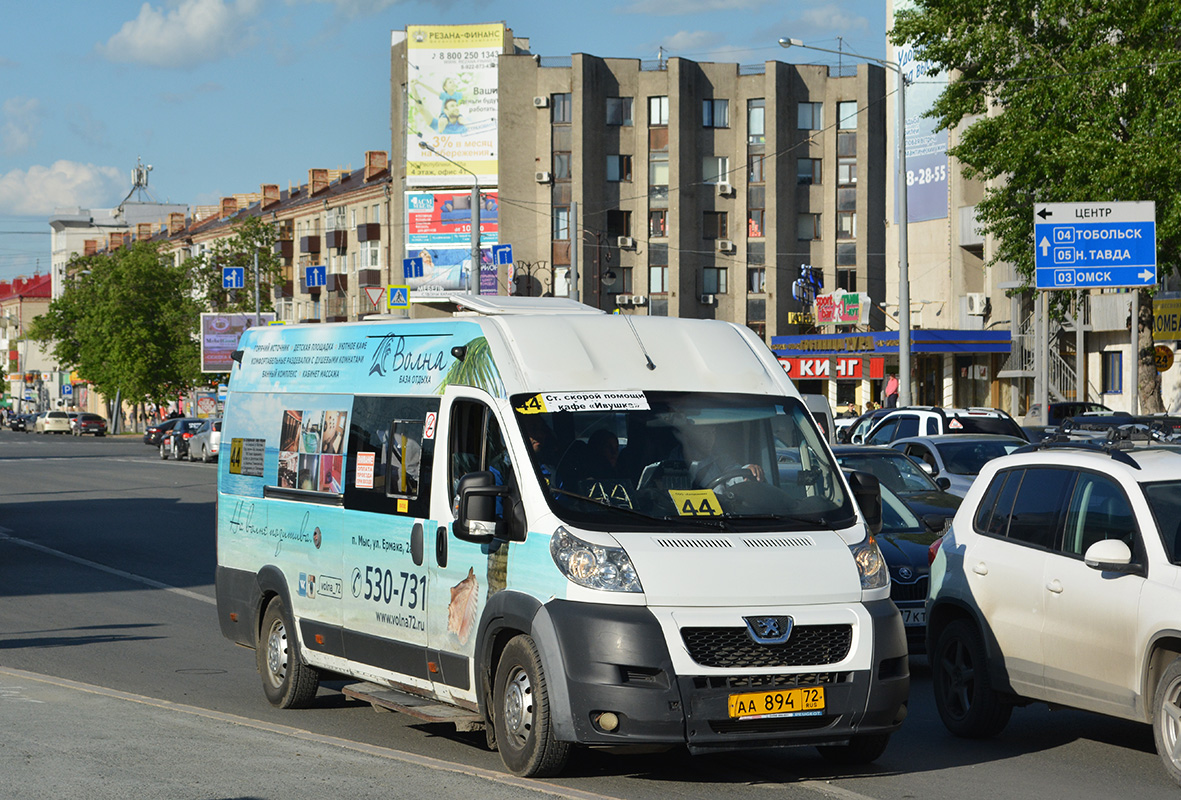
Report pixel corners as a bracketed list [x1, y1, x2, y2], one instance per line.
[814, 292, 870, 326]
[407, 190, 499, 247]
[777, 357, 886, 381]
[402, 244, 495, 294]
[895, 0, 949, 223]
[201, 313, 276, 373]
[405, 23, 503, 187]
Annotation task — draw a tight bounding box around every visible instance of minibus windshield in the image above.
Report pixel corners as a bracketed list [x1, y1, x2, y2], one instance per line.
[511, 391, 854, 532]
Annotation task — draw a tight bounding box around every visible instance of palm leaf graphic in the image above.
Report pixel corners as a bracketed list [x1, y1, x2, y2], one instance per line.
[436, 337, 504, 397]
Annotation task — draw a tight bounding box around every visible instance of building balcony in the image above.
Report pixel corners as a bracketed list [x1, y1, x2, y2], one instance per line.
[326, 230, 347, 250]
[326, 274, 348, 292]
[274, 240, 293, 259]
[356, 223, 381, 242]
[357, 268, 382, 287]
[272, 280, 293, 300]
[299, 235, 320, 254]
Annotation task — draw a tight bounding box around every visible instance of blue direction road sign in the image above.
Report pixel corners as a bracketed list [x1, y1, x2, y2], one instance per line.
[1034, 201, 1156, 289]
[222, 266, 245, 289]
[492, 243, 513, 266]
[305, 265, 327, 288]
[387, 285, 409, 309]
[403, 257, 424, 279]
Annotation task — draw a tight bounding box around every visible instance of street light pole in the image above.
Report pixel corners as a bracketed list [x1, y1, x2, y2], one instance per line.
[418, 140, 479, 295]
[779, 38, 912, 407]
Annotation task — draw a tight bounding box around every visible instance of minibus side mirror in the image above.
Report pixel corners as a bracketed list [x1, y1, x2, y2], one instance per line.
[453, 471, 508, 544]
[846, 470, 882, 536]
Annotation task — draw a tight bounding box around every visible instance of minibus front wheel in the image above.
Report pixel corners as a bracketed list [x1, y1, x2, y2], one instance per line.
[493, 634, 571, 777]
[258, 596, 320, 709]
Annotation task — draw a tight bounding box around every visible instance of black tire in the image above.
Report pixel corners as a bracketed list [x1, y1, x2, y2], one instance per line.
[932, 619, 1012, 737]
[188, 444, 197, 462]
[257, 596, 319, 709]
[817, 733, 891, 765]
[1153, 657, 1181, 786]
[201, 445, 210, 463]
[159, 442, 168, 460]
[492, 635, 571, 777]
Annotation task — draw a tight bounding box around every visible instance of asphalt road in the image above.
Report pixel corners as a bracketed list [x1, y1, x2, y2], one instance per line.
[1, 429, 1177, 799]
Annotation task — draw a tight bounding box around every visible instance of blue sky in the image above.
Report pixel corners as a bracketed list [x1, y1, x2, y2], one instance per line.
[0, 0, 887, 282]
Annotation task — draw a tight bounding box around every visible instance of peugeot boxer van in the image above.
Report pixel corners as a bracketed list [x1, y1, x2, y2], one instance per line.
[215, 295, 908, 777]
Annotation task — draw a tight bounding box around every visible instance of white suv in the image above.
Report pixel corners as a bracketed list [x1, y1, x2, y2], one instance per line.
[860, 406, 1026, 446]
[926, 433, 1181, 785]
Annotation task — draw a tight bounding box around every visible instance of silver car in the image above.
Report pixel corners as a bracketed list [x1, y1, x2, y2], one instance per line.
[890, 434, 1027, 496]
[187, 418, 222, 462]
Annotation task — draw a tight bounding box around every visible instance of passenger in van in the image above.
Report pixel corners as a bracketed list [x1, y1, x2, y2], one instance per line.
[522, 417, 559, 481]
[675, 423, 764, 489]
[585, 429, 621, 477]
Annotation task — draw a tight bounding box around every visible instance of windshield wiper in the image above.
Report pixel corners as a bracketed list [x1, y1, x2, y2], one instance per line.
[547, 486, 734, 530]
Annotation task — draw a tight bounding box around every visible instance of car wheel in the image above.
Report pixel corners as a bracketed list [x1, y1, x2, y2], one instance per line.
[1153, 657, 1181, 786]
[160, 442, 168, 460]
[932, 619, 1012, 737]
[493, 634, 571, 778]
[201, 445, 210, 463]
[817, 733, 891, 765]
[257, 596, 320, 709]
[188, 445, 197, 462]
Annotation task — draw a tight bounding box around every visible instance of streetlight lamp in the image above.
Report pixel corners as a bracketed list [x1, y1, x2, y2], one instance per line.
[779, 37, 912, 407]
[418, 140, 480, 295]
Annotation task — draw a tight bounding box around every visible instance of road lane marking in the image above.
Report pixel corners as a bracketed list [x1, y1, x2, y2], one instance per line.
[0, 665, 625, 800]
[0, 527, 215, 606]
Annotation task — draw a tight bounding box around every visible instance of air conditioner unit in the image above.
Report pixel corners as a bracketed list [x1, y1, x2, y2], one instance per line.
[716, 182, 734, 197]
[966, 292, 987, 316]
[700, 294, 717, 305]
[615, 294, 633, 305]
[535, 171, 552, 184]
[616, 236, 635, 249]
[533, 96, 549, 108]
[716, 238, 735, 253]
[632, 294, 648, 306]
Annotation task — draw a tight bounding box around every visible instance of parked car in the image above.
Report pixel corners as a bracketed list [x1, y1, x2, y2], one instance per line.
[889, 434, 1028, 496]
[872, 482, 944, 652]
[1023, 400, 1112, 426]
[144, 417, 180, 446]
[187, 418, 222, 462]
[832, 445, 962, 525]
[839, 406, 895, 444]
[73, 413, 108, 436]
[926, 432, 1181, 785]
[35, 410, 72, 434]
[862, 406, 1027, 446]
[8, 413, 31, 432]
[160, 418, 205, 460]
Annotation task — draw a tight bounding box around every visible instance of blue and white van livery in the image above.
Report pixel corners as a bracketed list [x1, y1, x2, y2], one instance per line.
[215, 295, 908, 777]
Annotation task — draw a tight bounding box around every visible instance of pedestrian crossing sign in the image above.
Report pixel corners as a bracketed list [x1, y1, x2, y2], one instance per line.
[387, 285, 410, 309]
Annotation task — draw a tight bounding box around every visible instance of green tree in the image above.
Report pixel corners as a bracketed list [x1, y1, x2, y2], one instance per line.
[29, 241, 202, 421]
[891, 0, 1181, 410]
[185, 216, 285, 315]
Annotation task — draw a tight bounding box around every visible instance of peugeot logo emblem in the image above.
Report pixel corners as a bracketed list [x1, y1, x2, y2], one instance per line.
[744, 615, 794, 645]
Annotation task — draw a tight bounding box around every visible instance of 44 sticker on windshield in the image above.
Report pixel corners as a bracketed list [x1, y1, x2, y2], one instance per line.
[514, 391, 650, 415]
[668, 489, 722, 517]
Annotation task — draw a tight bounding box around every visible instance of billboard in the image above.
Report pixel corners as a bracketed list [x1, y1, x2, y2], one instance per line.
[405, 23, 503, 187]
[201, 313, 276, 373]
[814, 291, 870, 326]
[895, 0, 949, 223]
[407, 190, 499, 247]
[402, 245, 496, 294]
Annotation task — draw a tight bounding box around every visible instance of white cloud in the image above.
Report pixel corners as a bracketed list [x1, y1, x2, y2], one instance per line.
[97, 0, 263, 68]
[0, 161, 125, 216]
[291, 0, 403, 17]
[623, 0, 763, 14]
[661, 30, 724, 53]
[797, 6, 870, 35]
[2, 97, 42, 155]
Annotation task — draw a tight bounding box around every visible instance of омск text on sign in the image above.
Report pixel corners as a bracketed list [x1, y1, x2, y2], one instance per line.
[1034, 201, 1156, 290]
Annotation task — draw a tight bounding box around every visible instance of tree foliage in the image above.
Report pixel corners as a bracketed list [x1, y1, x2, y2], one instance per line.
[184, 216, 285, 315]
[29, 241, 202, 405]
[892, 0, 1181, 409]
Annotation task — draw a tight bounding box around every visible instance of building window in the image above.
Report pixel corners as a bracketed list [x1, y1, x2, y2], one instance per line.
[703, 211, 728, 240]
[649, 266, 669, 293]
[749, 153, 765, 183]
[748, 184, 765, 238]
[607, 154, 633, 182]
[649, 96, 669, 126]
[703, 267, 728, 295]
[798, 158, 821, 185]
[838, 158, 857, 186]
[797, 213, 822, 241]
[837, 268, 856, 292]
[702, 98, 729, 128]
[798, 102, 823, 130]
[553, 152, 571, 180]
[748, 268, 766, 293]
[702, 156, 729, 184]
[837, 131, 857, 157]
[837, 211, 857, 239]
[606, 97, 633, 126]
[360, 239, 380, 269]
[1102, 351, 1123, 394]
[836, 241, 856, 267]
[649, 209, 667, 237]
[649, 152, 669, 202]
[838, 187, 857, 211]
[553, 207, 570, 240]
[748, 98, 765, 144]
[838, 101, 858, 129]
[551, 93, 572, 124]
[606, 209, 632, 238]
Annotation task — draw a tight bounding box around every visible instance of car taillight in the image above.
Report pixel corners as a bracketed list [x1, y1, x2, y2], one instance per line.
[183, 432, 194, 439]
[928, 535, 944, 566]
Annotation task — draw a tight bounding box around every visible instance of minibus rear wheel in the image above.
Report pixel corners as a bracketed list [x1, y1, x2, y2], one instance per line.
[493, 634, 570, 777]
[258, 596, 320, 709]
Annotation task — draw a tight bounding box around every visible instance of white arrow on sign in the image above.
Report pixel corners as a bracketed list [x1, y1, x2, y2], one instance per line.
[1140, 268, 1155, 282]
[1039, 236, 1051, 256]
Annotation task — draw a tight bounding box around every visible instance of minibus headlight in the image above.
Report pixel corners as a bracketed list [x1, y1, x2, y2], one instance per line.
[849, 535, 889, 590]
[550, 527, 642, 593]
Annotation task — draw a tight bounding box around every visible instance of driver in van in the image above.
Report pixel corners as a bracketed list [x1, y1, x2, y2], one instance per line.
[675, 422, 764, 489]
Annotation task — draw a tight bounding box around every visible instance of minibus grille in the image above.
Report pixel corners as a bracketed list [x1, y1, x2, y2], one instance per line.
[681, 625, 852, 668]
[694, 672, 849, 690]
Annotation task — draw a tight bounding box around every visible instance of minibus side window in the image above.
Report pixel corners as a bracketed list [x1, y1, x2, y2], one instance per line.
[344, 395, 436, 517]
[449, 400, 514, 506]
